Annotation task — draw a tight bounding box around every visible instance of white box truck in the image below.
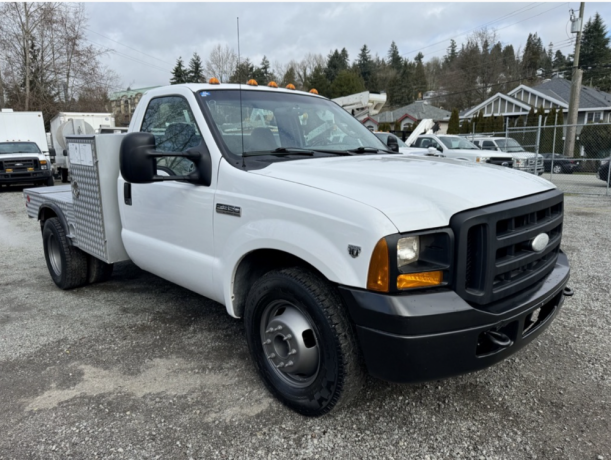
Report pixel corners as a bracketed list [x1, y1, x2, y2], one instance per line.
[49, 112, 117, 182]
[0, 109, 55, 187]
[23, 83, 573, 416]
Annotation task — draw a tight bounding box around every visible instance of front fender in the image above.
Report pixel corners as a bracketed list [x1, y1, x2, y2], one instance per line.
[217, 218, 377, 318]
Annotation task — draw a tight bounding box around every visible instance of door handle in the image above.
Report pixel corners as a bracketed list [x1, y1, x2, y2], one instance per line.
[124, 182, 132, 205]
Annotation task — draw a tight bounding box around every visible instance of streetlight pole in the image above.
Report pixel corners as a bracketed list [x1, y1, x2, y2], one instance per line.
[564, 2, 585, 158]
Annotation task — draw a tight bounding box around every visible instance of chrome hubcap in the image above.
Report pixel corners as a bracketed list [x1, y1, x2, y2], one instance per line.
[260, 302, 320, 387]
[48, 234, 62, 276]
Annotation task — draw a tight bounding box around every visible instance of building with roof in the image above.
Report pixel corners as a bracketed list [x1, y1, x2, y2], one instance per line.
[107, 86, 161, 126]
[362, 101, 451, 133]
[461, 78, 611, 127]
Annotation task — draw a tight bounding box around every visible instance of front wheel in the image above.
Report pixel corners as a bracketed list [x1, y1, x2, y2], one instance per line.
[552, 164, 563, 174]
[244, 267, 364, 416]
[45, 176, 55, 186]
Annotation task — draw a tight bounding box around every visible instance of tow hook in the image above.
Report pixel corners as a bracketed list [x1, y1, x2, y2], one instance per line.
[484, 330, 513, 348]
[563, 286, 574, 297]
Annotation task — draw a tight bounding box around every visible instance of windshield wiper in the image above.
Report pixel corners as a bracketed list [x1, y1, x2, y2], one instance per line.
[243, 147, 315, 157]
[347, 146, 396, 154]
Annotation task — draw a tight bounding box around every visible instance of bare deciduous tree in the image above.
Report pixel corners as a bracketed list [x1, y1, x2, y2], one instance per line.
[205, 44, 237, 83]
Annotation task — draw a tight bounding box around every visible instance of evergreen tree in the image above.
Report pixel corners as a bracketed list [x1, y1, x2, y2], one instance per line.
[388, 41, 403, 72]
[526, 107, 537, 126]
[252, 56, 274, 85]
[187, 53, 205, 83]
[553, 50, 567, 73]
[474, 111, 485, 133]
[330, 70, 366, 98]
[387, 61, 414, 106]
[357, 44, 375, 90]
[413, 52, 427, 99]
[229, 59, 255, 83]
[522, 33, 545, 81]
[580, 13, 611, 91]
[444, 39, 458, 67]
[281, 66, 297, 87]
[447, 108, 460, 134]
[170, 57, 188, 85]
[326, 49, 349, 83]
[459, 118, 472, 134]
[306, 65, 331, 97]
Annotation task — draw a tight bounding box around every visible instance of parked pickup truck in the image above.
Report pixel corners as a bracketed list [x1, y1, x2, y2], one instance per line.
[1, 109, 55, 187]
[412, 133, 515, 167]
[23, 82, 572, 416]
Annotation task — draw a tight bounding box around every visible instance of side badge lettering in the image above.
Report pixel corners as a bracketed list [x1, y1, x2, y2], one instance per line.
[216, 203, 241, 217]
[348, 245, 361, 258]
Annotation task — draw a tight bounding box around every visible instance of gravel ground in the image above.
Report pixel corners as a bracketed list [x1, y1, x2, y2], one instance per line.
[0, 184, 610, 460]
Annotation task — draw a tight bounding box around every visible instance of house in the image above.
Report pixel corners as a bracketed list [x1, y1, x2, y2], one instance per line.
[363, 101, 451, 133]
[461, 78, 611, 126]
[107, 86, 161, 126]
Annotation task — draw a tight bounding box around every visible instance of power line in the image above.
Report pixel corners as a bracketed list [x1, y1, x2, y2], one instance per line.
[83, 27, 174, 66]
[83, 38, 170, 74]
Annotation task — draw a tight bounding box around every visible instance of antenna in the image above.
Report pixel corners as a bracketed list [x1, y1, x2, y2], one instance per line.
[237, 17, 245, 167]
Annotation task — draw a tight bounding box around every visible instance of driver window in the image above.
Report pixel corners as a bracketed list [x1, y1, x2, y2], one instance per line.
[141, 96, 203, 176]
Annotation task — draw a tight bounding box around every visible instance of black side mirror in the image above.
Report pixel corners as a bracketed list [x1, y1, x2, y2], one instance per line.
[62, 149, 68, 157]
[119, 132, 211, 186]
[49, 148, 56, 157]
[386, 135, 399, 152]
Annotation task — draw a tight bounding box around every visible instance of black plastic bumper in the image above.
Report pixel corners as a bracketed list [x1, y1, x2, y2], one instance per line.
[0, 169, 52, 184]
[339, 251, 570, 383]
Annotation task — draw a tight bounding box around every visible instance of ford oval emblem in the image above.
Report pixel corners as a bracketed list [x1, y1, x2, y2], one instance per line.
[531, 233, 549, 252]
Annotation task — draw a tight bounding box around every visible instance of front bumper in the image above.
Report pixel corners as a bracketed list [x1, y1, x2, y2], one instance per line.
[0, 169, 52, 184]
[339, 251, 570, 383]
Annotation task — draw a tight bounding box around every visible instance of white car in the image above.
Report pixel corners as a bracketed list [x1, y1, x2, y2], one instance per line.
[412, 134, 514, 167]
[472, 137, 543, 175]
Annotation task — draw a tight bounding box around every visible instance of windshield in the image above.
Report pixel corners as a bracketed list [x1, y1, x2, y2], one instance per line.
[438, 136, 479, 150]
[198, 89, 387, 157]
[0, 142, 41, 154]
[495, 139, 525, 152]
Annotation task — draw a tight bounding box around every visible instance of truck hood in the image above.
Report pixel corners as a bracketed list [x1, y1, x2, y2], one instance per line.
[0, 152, 46, 160]
[251, 155, 555, 232]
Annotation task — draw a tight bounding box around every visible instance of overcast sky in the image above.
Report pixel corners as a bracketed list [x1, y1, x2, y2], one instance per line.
[83, 2, 611, 90]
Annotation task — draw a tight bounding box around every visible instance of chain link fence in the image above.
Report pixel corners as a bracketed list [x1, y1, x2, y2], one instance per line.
[464, 121, 611, 196]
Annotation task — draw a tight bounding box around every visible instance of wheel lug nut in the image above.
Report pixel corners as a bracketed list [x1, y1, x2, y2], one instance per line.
[263, 339, 271, 345]
[276, 362, 285, 368]
[275, 326, 283, 331]
[283, 334, 292, 341]
[267, 353, 276, 359]
[289, 349, 296, 355]
[265, 328, 274, 334]
[286, 361, 294, 367]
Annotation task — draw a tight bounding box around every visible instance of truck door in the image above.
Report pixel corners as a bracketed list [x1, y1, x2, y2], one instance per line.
[118, 95, 217, 299]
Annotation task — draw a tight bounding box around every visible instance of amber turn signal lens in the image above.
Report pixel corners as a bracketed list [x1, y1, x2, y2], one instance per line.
[268, 81, 278, 87]
[286, 83, 296, 90]
[397, 271, 443, 290]
[209, 77, 220, 84]
[367, 239, 389, 292]
[247, 79, 258, 86]
[309, 88, 318, 94]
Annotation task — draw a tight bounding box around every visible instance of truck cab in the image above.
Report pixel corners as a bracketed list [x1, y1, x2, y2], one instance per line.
[413, 133, 514, 167]
[472, 136, 544, 175]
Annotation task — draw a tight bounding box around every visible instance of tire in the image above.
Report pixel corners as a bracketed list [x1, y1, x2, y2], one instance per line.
[87, 255, 114, 284]
[244, 267, 365, 416]
[60, 168, 69, 183]
[552, 164, 563, 174]
[45, 176, 55, 187]
[42, 217, 88, 290]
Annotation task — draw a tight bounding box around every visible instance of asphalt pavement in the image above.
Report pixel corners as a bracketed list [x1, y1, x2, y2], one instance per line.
[0, 183, 610, 460]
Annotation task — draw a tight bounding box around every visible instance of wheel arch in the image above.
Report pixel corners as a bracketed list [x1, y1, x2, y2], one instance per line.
[38, 204, 72, 244]
[231, 249, 330, 319]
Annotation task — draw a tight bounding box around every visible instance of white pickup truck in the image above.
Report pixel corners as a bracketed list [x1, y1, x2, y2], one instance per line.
[23, 83, 572, 416]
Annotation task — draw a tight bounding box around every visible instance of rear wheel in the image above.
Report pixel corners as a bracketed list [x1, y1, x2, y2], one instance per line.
[552, 164, 563, 174]
[87, 255, 114, 284]
[244, 267, 364, 416]
[60, 168, 69, 183]
[42, 217, 88, 289]
[45, 176, 55, 186]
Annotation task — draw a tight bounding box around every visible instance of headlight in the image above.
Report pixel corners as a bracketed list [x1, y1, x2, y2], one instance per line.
[602, 159, 610, 166]
[476, 156, 489, 163]
[367, 231, 452, 293]
[41, 165, 48, 170]
[514, 159, 523, 166]
[397, 236, 419, 267]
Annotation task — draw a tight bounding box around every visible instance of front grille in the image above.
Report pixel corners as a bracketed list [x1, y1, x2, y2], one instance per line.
[487, 157, 513, 168]
[451, 189, 563, 307]
[1, 158, 39, 171]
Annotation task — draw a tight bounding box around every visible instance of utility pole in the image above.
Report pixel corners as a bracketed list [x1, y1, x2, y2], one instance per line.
[564, 2, 585, 158]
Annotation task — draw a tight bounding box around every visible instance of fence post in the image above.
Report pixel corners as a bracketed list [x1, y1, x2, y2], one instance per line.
[551, 112, 558, 155]
[535, 115, 542, 175]
[505, 117, 509, 139]
[607, 159, 610, 196]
